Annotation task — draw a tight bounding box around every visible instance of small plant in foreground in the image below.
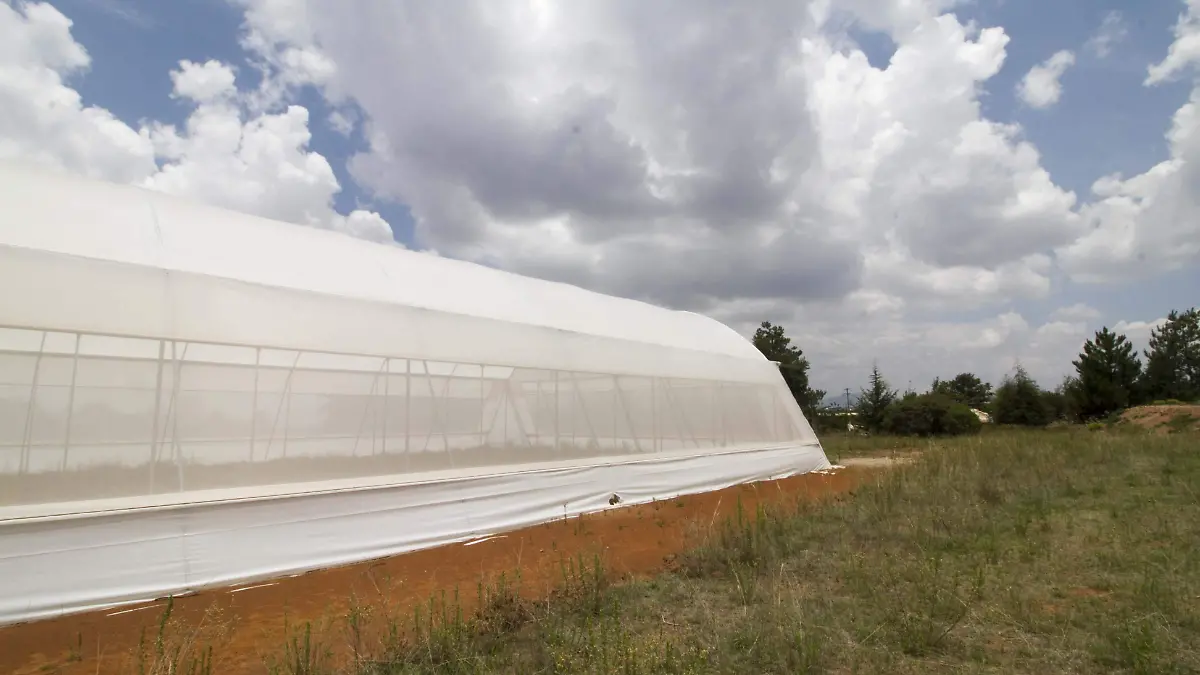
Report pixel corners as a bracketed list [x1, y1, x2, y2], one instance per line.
[133, 596, 223, 675]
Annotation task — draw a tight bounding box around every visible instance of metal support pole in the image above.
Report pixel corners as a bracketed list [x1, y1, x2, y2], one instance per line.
[265, 351, 300, 461]
[570, 375, 599, 449]
[60, 332, 80, 471]
[382, 359, 390, 456]
[419, 361, 452, 464]
[504, 379, 534, 449]
[19, 331, 47, 476]
[484, 380, 504, 442]
[404, 359, 411, 469]
[171, 342, 186, 491]
[353, 360, 387, 457]
[553, 371, 560, 453]
[249, 347, 261, 461]
[148, 340, 166, 490]
[613, 377, 643, 452]
[651, 377, 658, 453]
[662, 380, 700, 449]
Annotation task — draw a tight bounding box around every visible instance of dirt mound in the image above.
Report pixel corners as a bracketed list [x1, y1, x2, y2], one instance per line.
[1118, 404, 1200, 433]
[0, 465, 881, 675]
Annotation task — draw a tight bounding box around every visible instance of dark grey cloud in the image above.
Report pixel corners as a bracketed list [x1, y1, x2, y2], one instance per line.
[316, 0, 853, 308]
[502, 225, 862, 312]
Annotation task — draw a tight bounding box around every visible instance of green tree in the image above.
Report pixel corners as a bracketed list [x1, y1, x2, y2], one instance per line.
[1040, 377, 1074, 422]
[1141, 308, 1200, 402]
[855, 362, 897, 432]
[752, 321, 825, 414]
[881, 393, 981, 437]
[1070, 327, 1143, 420]
[930, 373, 993, 410]
[992, 365, 1051, 427]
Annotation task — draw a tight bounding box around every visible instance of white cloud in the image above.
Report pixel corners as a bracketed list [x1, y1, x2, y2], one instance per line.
[1017, 50, 1075, 109]
[220, 0, 1102, 390]
[233, 2, 1079, 312]
[144, 59, 394, 243]
[1085, 11, 1127, 58]
[0, 0, 156, 181]
[5, 0, 1193, 394]
[1058, 2, 1200, 282]
[80, 0, 154, 29]
[170, 58, 238, 102]
[227, 0, 338, 112]
[0, 2, 393, 244]
[1051, 303, 1102, 322]
[1146, 0, 1200, 85]
[327, 108, 355, 135]
[1113, 317, 1168, 352]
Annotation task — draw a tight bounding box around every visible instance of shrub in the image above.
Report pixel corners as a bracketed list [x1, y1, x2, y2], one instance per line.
[881, 393, 982, 437]
[1040, 388, 1070, 422]
[992, 366, 1051, 427]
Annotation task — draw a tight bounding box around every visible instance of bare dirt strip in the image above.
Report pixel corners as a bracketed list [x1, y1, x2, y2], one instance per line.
[0, 465, 881, 675]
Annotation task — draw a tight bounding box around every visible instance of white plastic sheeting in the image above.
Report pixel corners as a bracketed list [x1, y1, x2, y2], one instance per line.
[0, 162, 829, 624]
[0, 443, 829, 624]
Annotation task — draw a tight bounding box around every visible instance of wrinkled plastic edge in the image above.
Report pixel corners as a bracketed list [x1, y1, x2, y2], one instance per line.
[0, 442, 830, 626]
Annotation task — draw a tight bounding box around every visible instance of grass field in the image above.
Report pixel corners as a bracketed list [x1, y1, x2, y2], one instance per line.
[143, 426, 1199, 674]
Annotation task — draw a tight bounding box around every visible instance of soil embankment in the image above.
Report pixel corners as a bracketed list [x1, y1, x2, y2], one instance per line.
[1118, 404, 1200, 433]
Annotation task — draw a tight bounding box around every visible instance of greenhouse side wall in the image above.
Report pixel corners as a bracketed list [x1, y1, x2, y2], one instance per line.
[0, 169, 829, 626]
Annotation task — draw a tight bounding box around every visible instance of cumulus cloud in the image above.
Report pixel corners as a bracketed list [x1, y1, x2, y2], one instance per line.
[228, 0, 1080, 319]
[5, 0, 1193, 394]
[0, 0, 155, 181]
[1058, 1, 1200, 282]
[1146, 0, 1200, 85]
[144, 59, 393, 242]
[211, 0, 1118, 390]
[227, 0, 338, 112]
[169, 58, 237, 102]
[0, 2, 392, 244]
[1017, 50, 1075, 109]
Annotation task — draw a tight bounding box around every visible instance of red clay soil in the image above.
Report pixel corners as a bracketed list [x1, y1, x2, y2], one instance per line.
[0, 466, 877, 675]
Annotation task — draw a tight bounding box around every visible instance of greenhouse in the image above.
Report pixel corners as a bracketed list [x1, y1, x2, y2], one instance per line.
[0, 162, 829, 624]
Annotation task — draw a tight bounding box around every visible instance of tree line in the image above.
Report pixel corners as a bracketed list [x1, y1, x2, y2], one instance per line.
[752, 307, 1200, 437]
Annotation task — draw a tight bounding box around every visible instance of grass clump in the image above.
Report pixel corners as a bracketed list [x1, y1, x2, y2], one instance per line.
[132, 596, 229, 675]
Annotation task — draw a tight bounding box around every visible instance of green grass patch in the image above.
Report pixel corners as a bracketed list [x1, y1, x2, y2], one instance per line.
[150, 429, 1200, 673]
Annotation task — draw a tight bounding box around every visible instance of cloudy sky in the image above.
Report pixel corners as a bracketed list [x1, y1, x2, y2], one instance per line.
[2, 0, 1198, 400]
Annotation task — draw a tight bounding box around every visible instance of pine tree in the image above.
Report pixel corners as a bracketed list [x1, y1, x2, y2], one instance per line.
[1070, 327, 1143, 420]
[752, 321, 826, 414]
[855, 362, 897, 432]
[1141, 308, 1200, 402]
